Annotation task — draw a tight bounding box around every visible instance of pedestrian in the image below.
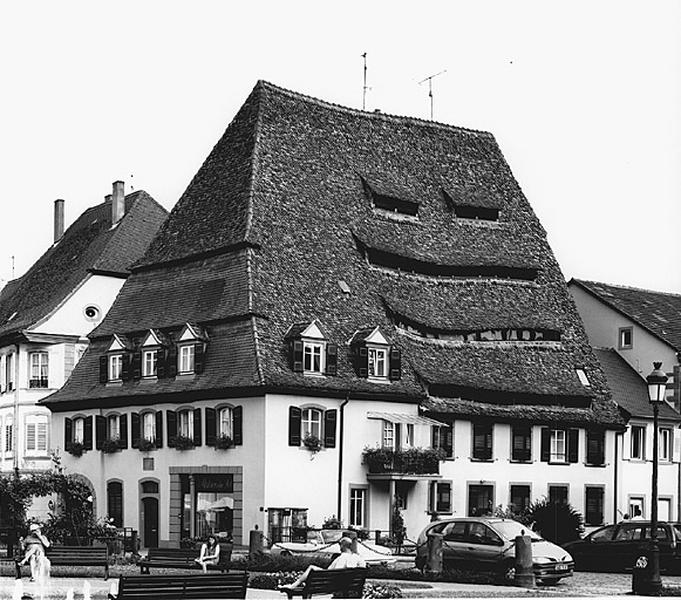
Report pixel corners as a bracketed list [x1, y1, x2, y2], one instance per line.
[631, 506, 644, 521]
[18, 524, 50, 582]
[193, 534, 220, 572]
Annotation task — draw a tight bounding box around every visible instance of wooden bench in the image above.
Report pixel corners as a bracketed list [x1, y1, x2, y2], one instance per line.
[138, 544, 232, 574]
[15, 544, 109, 579]
[279, 567, 368, 599]
[110, 572, 248, 599]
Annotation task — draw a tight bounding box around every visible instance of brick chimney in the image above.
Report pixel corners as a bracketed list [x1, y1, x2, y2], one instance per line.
[53, 199, 65, 242]
[112, 180, 125, 225]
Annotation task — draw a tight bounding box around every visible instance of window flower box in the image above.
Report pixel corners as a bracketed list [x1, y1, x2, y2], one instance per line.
[303, 433, 323, 453]
[67, 442, 85, 457]
[362, 447, 443, 474]
[137, 438, 155, 452]
[171, 435, 195, 451]
[101, 438, 121, 454]
[215, 435, 234, 450]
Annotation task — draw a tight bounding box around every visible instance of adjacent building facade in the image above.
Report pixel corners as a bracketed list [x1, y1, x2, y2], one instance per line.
[43, 82, 624, 548]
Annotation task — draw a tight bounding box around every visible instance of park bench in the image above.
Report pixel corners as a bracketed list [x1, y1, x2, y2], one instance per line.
[279, 567, 369, 599]
[110, 572, 248, 599]
[138, 544, 232, 574]
[15, 544, 109, 579]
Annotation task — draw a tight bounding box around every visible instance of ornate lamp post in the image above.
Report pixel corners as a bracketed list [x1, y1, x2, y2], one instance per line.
[645, 362, 668, 595]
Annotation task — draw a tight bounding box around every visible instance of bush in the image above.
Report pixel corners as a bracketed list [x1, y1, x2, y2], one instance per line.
[232, 552, 332, 573]
[526, 499, 583, 545]
[362, 583, 403, 598]
[322, 515, 343, 529]
[249, 571, 303, 589]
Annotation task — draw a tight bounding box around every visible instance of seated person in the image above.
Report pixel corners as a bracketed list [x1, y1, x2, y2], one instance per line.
[194, 534, 220, 572]
[19, 524, 51, 582]
[279, 536, 366, 592]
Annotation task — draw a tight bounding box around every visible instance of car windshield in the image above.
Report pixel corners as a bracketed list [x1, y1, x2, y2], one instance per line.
[491, 521, 543, 541]
[321, 530, 344, 544]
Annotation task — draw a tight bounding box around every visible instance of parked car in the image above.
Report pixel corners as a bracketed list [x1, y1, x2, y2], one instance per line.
[270, 529, 396, 565]
[415, 517, 574, 584]
[563, 521, 681, 573]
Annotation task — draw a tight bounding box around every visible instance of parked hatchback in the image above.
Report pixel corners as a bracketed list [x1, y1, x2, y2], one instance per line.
[563, 521, 681, 573]
[415, 517, 573, 584]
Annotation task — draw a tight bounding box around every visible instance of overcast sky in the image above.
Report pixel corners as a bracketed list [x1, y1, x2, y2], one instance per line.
[1, 0, 679, 293]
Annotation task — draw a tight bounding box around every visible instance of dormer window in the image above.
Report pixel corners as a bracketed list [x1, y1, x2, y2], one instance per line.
[142, 350, 158, 378]
[109, 354, 123, 381]
[285, 321, 337, 376]
[368, 347, 387, 378]
[173, 324, 206, 376]
[304, 342, 323, 374]
[179, 344, 195, 374]
[100, 334, 131, 383]
[351, 327, 401, 381]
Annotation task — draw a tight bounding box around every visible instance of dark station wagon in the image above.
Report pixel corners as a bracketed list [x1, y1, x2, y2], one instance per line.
[563, 521, 681, 573]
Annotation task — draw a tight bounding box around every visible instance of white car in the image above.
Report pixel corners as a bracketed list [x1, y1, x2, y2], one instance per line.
[270, 529, 396, 565]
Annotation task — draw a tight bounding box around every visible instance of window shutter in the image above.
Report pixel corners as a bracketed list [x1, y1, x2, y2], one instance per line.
[290, 340, 303, 373]
[444, 425, 453, 458]
[95, 415, 106, 449]
[233, 406, 243, 445]
[121, 353, 132, 381]
[155, 410, 163, 448]
[167, 410, 177, 446]
[568, 429, 579, 463]
[167, 345, 178, 378]
[485, 427, 493, 460]
[389, 348, 402, 380]
[119, 414, 128, 448]
[83, 416, 93, 450]
[325, 344, 338, 376]
[64, 417, 73, 451]
[356, 345, 368, 377]
[324, 409, 337, 448]
[540, 428, 550, 462]
[131, 413, 140, 449]
[99, 356, 108, 383]
[193, 408, 202, 446]
[132, 351, 142, 380]
[288, 406, 301, 446]
[156, 348, 167, 379]
[205, 407, 216, 446]
[673, 429, 681, 463]
[587, 430, 605, 465]
[194, 342, 205, 374]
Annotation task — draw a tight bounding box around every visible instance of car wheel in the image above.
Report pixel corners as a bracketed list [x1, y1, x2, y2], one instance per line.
[497, 560, 516, 583]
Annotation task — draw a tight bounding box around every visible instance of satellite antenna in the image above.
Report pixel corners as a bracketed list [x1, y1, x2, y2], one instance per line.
[361, 52, 368, 110]
[418, 69, 447, 120]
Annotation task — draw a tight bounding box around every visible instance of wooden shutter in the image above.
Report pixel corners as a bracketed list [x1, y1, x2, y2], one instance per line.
[132, 351, 142, 379]
[205, 407, 216, 446]
[155, 410, 163, 448]
[64, 417, 73, 451]
[587, 430, 605, 465]
[119, 414, 128, 448]
[324, 409, 337, 448]
[288, 406, 301, 446]
[356, 345, 368, 377]
[233, 406, 243, 445]
[95, 415, 106, 449]
[290, 340, 303, 373]
[568, 429, 579, 463]
[156, 348, 167, 379]
[193, 408, 202, 446]
[83, 416, 93, 450]
[131, 413, 140, 449]
[444, 424, 453, 458]
[166, 410, 177, 446]
[99, 356, 108, 383]
[121, 353, 132, 381]
[325, 344, 338, 375]
[540, 428, 550, 462]
[389, 348, 402, 380]
[167, 345, 178, 378]
[194, 342, 205, 374]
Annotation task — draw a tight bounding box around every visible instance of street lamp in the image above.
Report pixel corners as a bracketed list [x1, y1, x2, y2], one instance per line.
[645, 362, 668, 595]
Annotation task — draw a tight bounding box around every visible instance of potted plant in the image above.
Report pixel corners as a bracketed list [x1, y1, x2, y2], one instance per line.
[67, 442, 85, 457]
[302, 433, 322, 453]
[137, 438, 155, 452]
[171, 435, 195, 450]
[101, 438, 121, 454]
[214, 435, 234, 450]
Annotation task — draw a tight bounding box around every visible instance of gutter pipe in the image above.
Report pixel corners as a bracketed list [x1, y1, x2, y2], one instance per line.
[337, 393, 350, 522]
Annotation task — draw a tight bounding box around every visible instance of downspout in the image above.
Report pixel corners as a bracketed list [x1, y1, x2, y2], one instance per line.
[12, 342, 20, 472]
[613, 431, 619, 523]
[336, 393, 350, 522]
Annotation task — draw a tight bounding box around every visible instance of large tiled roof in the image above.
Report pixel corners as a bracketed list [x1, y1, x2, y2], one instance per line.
[571, 279, 681, 352]
[43, 82, 624, 427]
[0, 191, 167, 340]
[594, 348, 680, 421]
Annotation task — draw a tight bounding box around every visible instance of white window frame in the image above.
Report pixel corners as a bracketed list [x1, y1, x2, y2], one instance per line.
[619, 327, 633, 350]
[4, 417, 13, 454]
[219, 407, 233, 438]
[25, 415, 48, 455]
[382, 420, 395, 449]
[301, 407, 322, 439]
[303, 341, 324, 374]
[6, 353, 15, 390]
[107, 414, 120, 441]
[142, 412, 156, 442]
[631, 425, 645, 460]
[550, 429, 567, 463]
[29, 351, 49, 387]
[108, 354, 123, 381]
[178, 409, 193, 438]
[431, 481, 453, 514]
[179, 344, 195, 374]
[0, 355, 6, 392]
[404, 423, 414, 448]
[368, 346, 387, 379]
[73, 417, 85, 444]
[349, 488, 367, 528]
[659, 428, 672, 462]
[142, 349, 158, 378]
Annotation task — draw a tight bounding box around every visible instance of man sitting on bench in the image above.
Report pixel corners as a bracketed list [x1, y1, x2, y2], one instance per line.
[278, 536, 366, 592]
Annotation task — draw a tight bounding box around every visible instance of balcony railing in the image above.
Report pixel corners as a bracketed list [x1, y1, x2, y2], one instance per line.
[362, 447, 443, 475]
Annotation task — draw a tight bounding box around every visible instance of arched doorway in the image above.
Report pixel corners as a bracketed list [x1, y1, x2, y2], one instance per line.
[139, 479, 159, 548]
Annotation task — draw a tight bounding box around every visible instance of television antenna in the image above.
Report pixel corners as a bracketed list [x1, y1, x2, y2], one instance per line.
[361, 52, 369, 110]
[418, 69, 447, 120]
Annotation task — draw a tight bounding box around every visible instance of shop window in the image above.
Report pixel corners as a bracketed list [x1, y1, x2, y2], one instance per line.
[181, 474, 235, 540]
[267, 507, 308, 544]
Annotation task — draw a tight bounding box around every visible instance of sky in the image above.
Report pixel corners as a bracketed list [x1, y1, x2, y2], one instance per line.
[0, 0, 679, 293]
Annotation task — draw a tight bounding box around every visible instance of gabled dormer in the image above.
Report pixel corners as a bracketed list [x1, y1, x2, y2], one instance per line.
[285, 320, 337, 376]
[350, 326, 401, 381]
[134, 329, 168, 379]
[99, 334, 132, 383]
[174, 323, 208, 377]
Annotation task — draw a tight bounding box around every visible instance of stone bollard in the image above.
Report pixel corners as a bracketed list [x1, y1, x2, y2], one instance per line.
[426, 532, 443, 573]
[249, 529, 263, 558]
[345, 530, 359, 553]
[514, 535, 535, 587]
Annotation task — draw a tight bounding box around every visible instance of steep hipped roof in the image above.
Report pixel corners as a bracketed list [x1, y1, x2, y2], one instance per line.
[594, 348, 680, 421]
[44, 82, 623, 427]
[0, 191, 167, 340]
[571, 279, 681, 352]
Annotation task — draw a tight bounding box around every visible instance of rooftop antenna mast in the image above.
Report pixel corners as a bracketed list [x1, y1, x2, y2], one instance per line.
[418, 69, 447, 120]
[10, 255, 15, 279]
[361, 52, 368, 110]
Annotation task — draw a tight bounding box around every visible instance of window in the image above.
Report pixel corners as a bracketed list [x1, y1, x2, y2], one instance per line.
[404, 423, 414, 448]
[382, 420, 395, 449]
[541, 428, 578, 463]
[511, 426, 531, 462]
[143, 412, 156, 442]
[179, 344, 195, 374]
[586, 430, 605, 466]
[549, 485, 568, 505]
[108, 415, 120, 441]
[29, 352, 49, 388]
[585, 487, 604, 526]
[219, 407, 233, 438]
[288, 406, 337, 448]
[472, 422, 493, 460]
[631, 425, 645, 460]
[430, 481, 452, 514]
[432, 424, 453, 458]
[107, 481, 123, 527]
[349, 488, 367, 528]
[468, 522, 503, 546]
[303, 342, 323, 374]
[178, 409, 194, 438]
[142, 350, 158, 378]
[302, 408, 322, 439]
[25, 415, 48, 455]
[368, 347, 387, 378]
[659, 428, 672, 462]
[108, 354, 123, 381]
[6, 353, 14, 391]
[510, 485, 531, 512]
[619, 327, 633, 350]
[0, 355, 5, 392]
[4, 417, 13, 453]
[551, 429, 567, 462]
[74, 417, 85, 444]
[576, 369, 590, 387]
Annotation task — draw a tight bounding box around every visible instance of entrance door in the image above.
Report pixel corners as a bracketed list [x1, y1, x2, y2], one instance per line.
[142, 497, 159, 548]
[468, 485, 494, 516]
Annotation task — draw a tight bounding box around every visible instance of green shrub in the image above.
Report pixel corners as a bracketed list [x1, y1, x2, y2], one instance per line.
[525, 499, 584, 544]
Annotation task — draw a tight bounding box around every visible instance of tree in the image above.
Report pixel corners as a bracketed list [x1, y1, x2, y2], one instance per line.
[526, 499, 584, 545]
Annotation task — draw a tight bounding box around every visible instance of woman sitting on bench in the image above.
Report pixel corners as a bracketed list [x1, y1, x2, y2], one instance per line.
[278, 536, 366, 591]
[194, 535, 220, 572]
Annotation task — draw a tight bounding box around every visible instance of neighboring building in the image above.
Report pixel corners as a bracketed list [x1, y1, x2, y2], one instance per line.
[595, 348, 681, 522]
[0, 183, 167, 478]
[569, 279, 681, 409]
[43, 81, 623, 549]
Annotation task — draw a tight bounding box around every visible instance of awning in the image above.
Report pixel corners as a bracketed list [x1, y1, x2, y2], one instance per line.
[366, 411, 445, 426]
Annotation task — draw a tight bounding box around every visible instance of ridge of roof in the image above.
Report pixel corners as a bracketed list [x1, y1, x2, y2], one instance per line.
[573, 278, 681, 300]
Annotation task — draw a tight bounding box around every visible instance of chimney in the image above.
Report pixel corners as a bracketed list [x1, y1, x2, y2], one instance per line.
[53, 199, 65, 242]
[112, 180, 125, 225]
